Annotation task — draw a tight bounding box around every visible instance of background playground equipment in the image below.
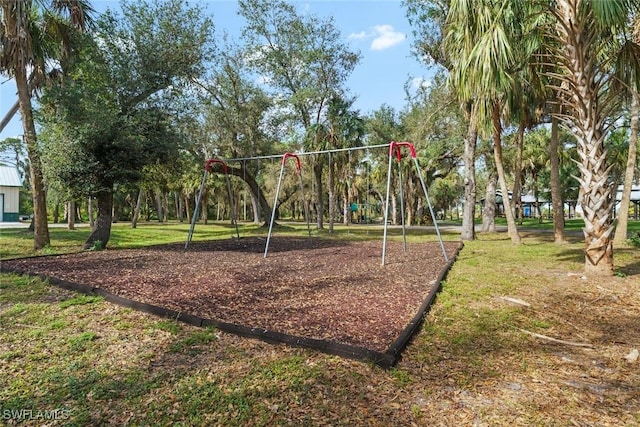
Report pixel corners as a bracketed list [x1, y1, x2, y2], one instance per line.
[382, 141, 448, 265]
[185, 142, 449, 265]
[264, 152, 311, 257]
[185, 158, 239, 249]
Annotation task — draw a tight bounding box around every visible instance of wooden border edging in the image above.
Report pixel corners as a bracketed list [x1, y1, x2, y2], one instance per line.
[1, 241, 463, 368]
[384, 241, 463, 363]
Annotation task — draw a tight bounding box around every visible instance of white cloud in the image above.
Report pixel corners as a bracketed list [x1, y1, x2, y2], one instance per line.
[410, 77, 432, 91]
[370, 25, 406, 51]
[347, 31, 368, 41]
[347, 24, 406, 51]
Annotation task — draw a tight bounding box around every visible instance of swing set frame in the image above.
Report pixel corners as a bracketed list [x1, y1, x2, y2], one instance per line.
[185, 141, 449, 264]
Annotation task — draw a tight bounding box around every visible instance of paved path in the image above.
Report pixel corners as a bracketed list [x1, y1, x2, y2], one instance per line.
[0, 222, 90, 229]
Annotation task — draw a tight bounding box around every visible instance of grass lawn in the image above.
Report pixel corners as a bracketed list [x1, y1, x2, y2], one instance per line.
[1, 221, 639, 425]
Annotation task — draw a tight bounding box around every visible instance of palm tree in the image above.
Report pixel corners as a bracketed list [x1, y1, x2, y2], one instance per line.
[446, 0, 547, 244]
[613, 15, 640, 246]
[522, 128, 552, 223]
[438, 0, 480, 241]
[322, 95, 364, 231]
[549, 112, 568, 243]
[0, 0, 93, 249]
[613, 91, 639, 246]
[544, 0, 640, 275]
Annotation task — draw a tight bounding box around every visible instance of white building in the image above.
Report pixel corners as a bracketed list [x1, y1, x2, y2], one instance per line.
[614, 184, 640, 219]
[0, 166, 21, 222]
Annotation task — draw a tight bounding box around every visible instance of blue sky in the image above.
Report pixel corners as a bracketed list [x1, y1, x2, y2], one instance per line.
[0, 0, 432, 141]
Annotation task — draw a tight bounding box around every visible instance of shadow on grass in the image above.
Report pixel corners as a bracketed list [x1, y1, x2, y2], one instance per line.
[555, 247, 585, 264]
[616, 247, 640, 276]
[0, 274, 354, 425]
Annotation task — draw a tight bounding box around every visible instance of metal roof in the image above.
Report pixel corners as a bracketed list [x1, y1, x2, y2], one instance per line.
[0, 166, 22, 187]
[616, 184, 640, 202]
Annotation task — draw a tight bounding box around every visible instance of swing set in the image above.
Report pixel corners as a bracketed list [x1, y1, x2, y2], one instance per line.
[184, 141, 448, 264]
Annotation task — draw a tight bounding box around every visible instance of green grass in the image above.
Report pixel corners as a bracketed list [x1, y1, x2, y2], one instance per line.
[2, 218, 639, 259]
[58, 295, 104, 309]
[0, 219, 463, 259]
[0, 221, 638, 425]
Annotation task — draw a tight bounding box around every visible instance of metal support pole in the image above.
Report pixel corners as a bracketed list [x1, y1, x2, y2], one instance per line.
[397, 159, 407, 252]
[185, 169, 208, 249]
[381, 144, 394, 265]
[413, 157, 449, 262]
[264, 159, 286, 258]
[297, 171, 312, 237]
[224, 173, 240, 240]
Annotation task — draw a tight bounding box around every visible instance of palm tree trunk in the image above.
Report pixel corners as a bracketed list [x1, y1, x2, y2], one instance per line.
[481, 174, 497, 232]
[554, 0, 614, 276]
[328, 153, 335, 232]
[513, 119, 525, 225]
[184, 195, 191, 223]
[343, 183, 350, 225]
[155, 190, 164, 222]
[613, 91, 639, 246]
[461, 105, 478, 241]
[407, 174, 415, 226]
[15, 64, 50, 249]
[549, 115, 567, 243]
[175, 192, 183, 222]
[492, 103, 521, 244]
[201, 192, 208, 225]
[314, 162, 324, 230]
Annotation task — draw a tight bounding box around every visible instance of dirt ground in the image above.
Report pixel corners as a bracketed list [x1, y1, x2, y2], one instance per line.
[1, 237, 461, 355]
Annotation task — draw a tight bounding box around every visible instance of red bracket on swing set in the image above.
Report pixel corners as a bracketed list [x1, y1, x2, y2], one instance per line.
[204, 158, 229, 174]
[282, 152, 301, 171]
[389, 141, 417, 161]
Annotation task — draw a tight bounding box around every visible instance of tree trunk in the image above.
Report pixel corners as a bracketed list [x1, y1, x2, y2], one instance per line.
[314, 161, 324, 230]
[184, 195, 191, 223]
[481, 174, 497, 232]
[461, 105, 478, 241]
[407, 174, 415, 226]
[613, 92, 639, 246]
[84, 192, 113, 249]
[343, 183, 350, 225]
[15, 59, 49, 249]
[555, 0, 614, 276]
[53, 203, 60, 223]
[176, 192, 183, 222]
[328, 153, 335, 232]
[163, 192, 170, 221]
[88, 197, 95, 227]
[155, 190, 164, 222]
[492, 103, 521, 244]
[208, 161, 270, 226]
[513, 119, 525, 226]
[391, 191, 398, 225]
[549, 115, 567, 243]
[248, 190, 260, 224]
[201, 192, 208, 225]
[112, 195, 118, 223]
[131, 189, 144, 228]
[67, 200, 75, 230]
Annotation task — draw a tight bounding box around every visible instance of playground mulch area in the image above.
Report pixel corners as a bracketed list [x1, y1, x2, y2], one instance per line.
[1, 237, 461, 365]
